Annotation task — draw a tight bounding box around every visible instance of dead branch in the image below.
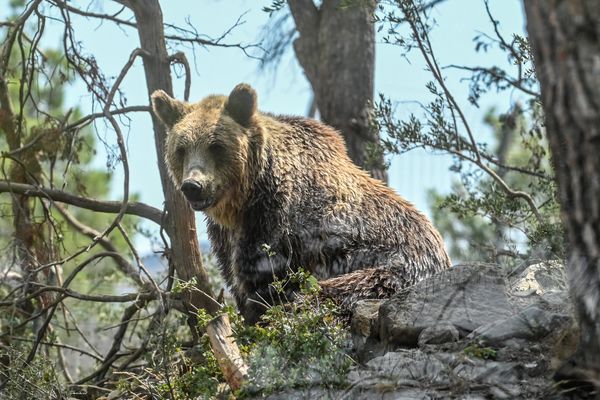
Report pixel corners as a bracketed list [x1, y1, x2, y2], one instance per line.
[8, 335, 104, 362]
[95, 48, 144, 244]
[0, 284, 156, 306]
[125, 0, 220, 315]
[168, 52, 191, 101]
[50, 0, 262, 57]
[115, 304, 170, 376]
[8, 251, 136, 376]
[54, 203, 145, 286]
[76, 299, 148, 384]
[63, 105, 151, 132]
[0, 181, 163, 224]
[206, 314, 249, 392]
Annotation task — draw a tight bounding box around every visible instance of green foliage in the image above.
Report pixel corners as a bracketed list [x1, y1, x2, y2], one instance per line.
[463, 343, 497, 360]
[372, 1, 563, 264]
[426, 106, 562, 262]
[156, 319, 224, 399]
[238, 269, 353, 396]
[172, 277, 199, 295]
[133, 270, 353, 399]
[109, 312, 224, 400]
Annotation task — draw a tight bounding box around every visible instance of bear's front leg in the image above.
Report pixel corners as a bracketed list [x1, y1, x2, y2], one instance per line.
[234, 251, 298, 325]
[239, 283, 300, 325]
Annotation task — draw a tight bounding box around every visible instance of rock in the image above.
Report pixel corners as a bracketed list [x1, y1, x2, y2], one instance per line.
[351, 299, 387, 362]
[453, 358, 525, 399]
[257, 387, 343, 399]
[353, 336, 389, 363]
[344, 350, 540, 399]
[348, 351, 451, 387]
[379, 264, 513, 346]
[418, 323, 460, 347]
[510, 260, 567, 295]
[249, 262, 572, 400]
[469, 306, 572, 346]
[453, 359, 523, 385]
[351, 299, 383, 338]
[509, 261, 571, 312]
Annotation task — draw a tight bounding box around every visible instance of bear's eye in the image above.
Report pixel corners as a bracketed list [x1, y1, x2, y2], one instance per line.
[176, 146, 186, 158]
[209, 142, 226, 159]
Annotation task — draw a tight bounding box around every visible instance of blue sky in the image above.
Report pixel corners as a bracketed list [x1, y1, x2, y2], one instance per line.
[2, 0, 528, 254]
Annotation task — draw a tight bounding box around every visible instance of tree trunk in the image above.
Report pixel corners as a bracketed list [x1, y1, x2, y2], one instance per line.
[288, 0, 387, 183]
[125, 0, 219, 315]
[524, 0, 600, 390]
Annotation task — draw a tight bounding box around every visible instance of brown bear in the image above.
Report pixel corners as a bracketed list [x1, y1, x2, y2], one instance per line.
[151, 83, 451, 324]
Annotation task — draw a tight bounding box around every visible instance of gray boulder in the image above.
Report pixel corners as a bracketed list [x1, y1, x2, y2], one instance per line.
[378, 264, 514, 346]
[418, 323, 460, 347]
[469, 305, 572, 346]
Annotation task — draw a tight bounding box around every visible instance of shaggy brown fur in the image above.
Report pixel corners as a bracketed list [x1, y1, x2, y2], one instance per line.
[152, 83, 451, 324]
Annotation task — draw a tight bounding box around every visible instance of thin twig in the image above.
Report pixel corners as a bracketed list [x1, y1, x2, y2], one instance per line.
[445, 64, 539, 97]
[8, 335, 104, 362]
[54, 203, 145, 286]
[49, 0, 262, 57]
[63, 105, 151, 132]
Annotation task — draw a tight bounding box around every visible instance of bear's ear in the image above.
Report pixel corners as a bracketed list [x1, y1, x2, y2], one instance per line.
[151, 90, 187, 129]
[225, 83, 257, 127]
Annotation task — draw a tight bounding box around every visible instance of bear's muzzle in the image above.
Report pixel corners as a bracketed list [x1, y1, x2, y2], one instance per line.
[180, 180, 215, 211]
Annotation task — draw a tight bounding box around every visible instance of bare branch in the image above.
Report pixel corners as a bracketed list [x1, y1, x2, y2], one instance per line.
[50, 0, 136, 29]
[8, 336, 104, 362]
[63, 105, 151, 132]
[206, 314, 249, 391]
[49, 0, 262, 57]
[0, 181, 163, 225]
[0, 284, 156, 305]
[445, 64, 539, 97]
[53, 203, 145, 286]
[168, 52, 191, 101]
[18, 251, 129, 370]
[116, 223, 165, 313]
[76, 299, 149, 384]
[0, 0, 43, 76]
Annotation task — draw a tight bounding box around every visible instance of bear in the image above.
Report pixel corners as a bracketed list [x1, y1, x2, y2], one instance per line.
[151, 83, 451, 324]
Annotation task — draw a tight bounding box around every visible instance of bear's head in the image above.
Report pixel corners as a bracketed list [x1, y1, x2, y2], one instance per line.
[151, 83, 260, 226]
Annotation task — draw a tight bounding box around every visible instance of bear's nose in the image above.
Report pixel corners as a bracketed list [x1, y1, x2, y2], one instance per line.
[180, 180, 204, 201]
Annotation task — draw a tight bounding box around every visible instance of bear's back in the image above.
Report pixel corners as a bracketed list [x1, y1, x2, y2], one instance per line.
[251, 112, 451, 279]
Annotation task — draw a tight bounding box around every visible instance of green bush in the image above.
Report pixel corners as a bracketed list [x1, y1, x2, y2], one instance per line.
[237, 269, 353, 396]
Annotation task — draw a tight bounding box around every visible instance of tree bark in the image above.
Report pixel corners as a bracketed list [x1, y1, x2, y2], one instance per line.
[124, 0, 219, 315]
[524, 0, 600, 390]
[288, 0, 387, 183]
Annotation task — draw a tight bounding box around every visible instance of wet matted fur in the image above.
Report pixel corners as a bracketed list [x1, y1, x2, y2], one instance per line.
[152, 83, 452, 324]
